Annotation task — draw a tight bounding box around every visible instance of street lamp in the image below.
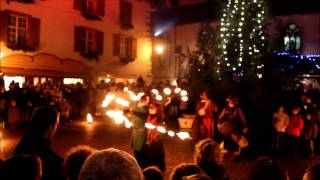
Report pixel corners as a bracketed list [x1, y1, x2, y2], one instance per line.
[155, 44, 164, 55]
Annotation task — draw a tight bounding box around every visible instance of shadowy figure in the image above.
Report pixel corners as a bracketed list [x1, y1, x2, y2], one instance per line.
[79, 148, 144, 180]
[15, 107, 65, 180]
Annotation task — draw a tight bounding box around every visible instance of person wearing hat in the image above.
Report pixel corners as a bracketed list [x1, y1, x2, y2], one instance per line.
[196, 91, 218, 140]
[217, 95, 248, 157]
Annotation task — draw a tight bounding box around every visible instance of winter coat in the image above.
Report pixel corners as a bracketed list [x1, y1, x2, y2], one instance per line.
[15, 132, 65, 180]
[287, 115, 304, 137]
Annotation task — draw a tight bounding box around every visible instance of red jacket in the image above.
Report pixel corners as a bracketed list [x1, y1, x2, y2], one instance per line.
[286, 115, 304, 137]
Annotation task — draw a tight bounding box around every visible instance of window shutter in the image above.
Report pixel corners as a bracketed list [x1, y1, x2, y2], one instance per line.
[127, 2, 132, 24]
[113, 34, 120, 56]
[131, 38, 137, 59]
[74, 26, 82, 52]
[29, 17, 40, 49]
[96, 30, 103, 55]
[97, 0, 105, 17]
[0, 11, 8, 44]
[120, 0, 125, 24]
[73, 0, 82, 10]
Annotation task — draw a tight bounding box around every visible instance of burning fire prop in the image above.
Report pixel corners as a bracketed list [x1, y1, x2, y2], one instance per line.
[102, 86, 191, 140]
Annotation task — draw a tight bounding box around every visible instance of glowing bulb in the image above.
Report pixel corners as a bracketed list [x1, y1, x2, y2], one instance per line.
[155, 45, 164, 54]
[123, 87, 129, 92]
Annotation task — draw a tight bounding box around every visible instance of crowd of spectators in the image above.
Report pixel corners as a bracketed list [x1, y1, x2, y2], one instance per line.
[0, 77, 319, 180]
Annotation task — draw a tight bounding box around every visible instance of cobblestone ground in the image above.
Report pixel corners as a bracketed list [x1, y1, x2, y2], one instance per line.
[1, 118, 319, 180]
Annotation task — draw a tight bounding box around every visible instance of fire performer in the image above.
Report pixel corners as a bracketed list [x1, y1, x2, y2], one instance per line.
[128, 94, 149, 168]
[145, 102, 166, 171]
[196, 91, 218, 140]
[217, 95, 248, 157]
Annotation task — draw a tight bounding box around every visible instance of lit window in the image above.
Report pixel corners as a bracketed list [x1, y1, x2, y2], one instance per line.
[4, 76, 25, 91]
[63, 78, 84, 85]
[283, 24, 301, 54]
[7, 14, 28, 48]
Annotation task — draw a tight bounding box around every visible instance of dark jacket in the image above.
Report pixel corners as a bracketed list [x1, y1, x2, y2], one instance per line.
[15, 132, 65, 180]
[200, 161, 229, 180]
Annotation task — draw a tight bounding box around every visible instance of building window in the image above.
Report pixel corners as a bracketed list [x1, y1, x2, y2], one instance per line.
[113, 34, 137, 63]
[73, 0, 105, 19]
[283, 24, 301, 54]
[84, 0, 94, 16]
[74, 26, 103, 59]
[120, 0, 133, 30]
[7, 14, 28, 49]
[0, 11, 40, 51]
[81, 29, 95, 53]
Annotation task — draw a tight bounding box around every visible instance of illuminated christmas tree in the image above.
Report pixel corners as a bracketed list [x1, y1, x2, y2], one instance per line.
[218, 0, 267, 80]
[185, 23, 220, 92]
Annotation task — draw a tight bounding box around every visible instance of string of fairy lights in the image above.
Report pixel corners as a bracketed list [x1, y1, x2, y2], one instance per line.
[218, 0, 266, 79]
[86, 86, 191, 140]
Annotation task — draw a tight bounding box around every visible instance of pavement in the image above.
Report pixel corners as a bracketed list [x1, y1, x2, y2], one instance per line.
[1, 118, 320, 180]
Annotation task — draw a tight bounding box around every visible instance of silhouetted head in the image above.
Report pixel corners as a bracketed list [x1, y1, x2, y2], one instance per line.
[64, 145, 96, 180]
[249, 157, 289, 180]
[30, 107, 59, 140]
[143, 166, 163, 180]
[2, 154, 42, 180]
[79, 148, 144, 180]
[303, 163, 320, 180]
[170, 163, 203, 180]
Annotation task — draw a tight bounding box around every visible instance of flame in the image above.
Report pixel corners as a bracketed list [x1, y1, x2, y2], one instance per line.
[168, 131, 175, 137]
[87, 113, 93, 123]
[180, 90, 188, 96]
[176, 131, 190, 140]
[157, 126, 166, 133]
[145, 123, 156, 129]
[181, 96, 188, 102]
[151, 89, 159, 95]
[163, 87, 172, 95]
[115, 97, 130, 107]
[174, 87, 182, 94]
[156, 95, 163, 101]
[125, 119, 132, 128]
[102, 94, 115, 108]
